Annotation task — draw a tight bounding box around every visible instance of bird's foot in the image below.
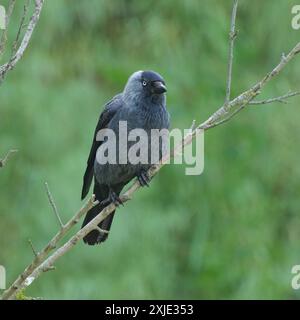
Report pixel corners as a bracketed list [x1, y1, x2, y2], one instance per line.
[100, 188, 123, 207]
[137, 170, 150, 187]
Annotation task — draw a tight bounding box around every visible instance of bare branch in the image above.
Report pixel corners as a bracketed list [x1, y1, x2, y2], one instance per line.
[0, 149, 18, 168]
[198, 42, 300, 131]
[13, 200, 130, 295]
[0, 0, 44, 82]
[1, 195, 98, 300]
[224, 0, 238, 107]
[45, 182, 64, 229]
[249, 91, 300, 105]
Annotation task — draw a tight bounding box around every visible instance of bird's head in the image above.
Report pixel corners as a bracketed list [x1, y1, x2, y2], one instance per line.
[123, 70, 167, 105]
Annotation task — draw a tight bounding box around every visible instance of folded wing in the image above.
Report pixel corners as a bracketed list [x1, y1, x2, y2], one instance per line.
[81, 93, 123, 200]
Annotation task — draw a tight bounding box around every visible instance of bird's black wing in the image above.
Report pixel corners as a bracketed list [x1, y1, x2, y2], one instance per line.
[81, 93, 123, 200]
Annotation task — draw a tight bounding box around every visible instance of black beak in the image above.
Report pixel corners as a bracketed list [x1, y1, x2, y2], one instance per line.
[152, 81, 167, 94]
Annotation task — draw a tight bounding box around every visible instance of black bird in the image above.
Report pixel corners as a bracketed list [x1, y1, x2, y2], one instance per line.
[81, 70, 170, 245]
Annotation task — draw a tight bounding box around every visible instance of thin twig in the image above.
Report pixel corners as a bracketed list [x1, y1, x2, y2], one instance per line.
[0, 149, 18, 168]
[95, 226, 109, 234]
[224, 0, 238, 107]
[45, 182, 64, 228]
[42, 266, 55, 273]
[249, 91, 300, 105]
[28, 239, 38, 257]
[190, 119, 196, 132]
[12, 0, 31, 54]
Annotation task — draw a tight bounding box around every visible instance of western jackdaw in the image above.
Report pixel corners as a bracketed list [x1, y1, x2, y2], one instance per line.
[81, 70, 170, 245]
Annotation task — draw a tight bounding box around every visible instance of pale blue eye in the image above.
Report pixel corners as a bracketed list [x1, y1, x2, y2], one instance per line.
[142, 80, 147, 86]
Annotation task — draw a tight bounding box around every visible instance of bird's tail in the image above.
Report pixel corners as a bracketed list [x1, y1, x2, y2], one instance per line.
[81, 183, 120, 245]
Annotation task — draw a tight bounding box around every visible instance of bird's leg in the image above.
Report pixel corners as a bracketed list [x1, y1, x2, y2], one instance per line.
[137, 169, 150, 187]
[100, 187, 123, 207]
[109, 188, 124, 207]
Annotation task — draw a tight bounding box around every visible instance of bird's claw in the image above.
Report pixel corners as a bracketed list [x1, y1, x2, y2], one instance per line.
[110, 191, 124, 207]
[137, 170, 150, 187]
[100, 189, 124, 207]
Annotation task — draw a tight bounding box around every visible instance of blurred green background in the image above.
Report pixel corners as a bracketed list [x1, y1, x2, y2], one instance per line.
[1, 0, 300, 299]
